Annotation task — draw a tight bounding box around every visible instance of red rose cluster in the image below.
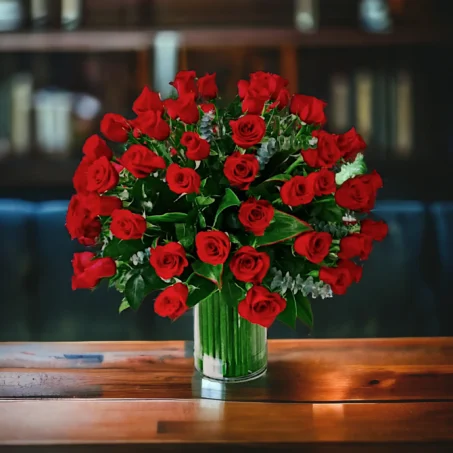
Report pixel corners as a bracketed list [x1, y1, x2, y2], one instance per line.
[67, 69, 387, 330]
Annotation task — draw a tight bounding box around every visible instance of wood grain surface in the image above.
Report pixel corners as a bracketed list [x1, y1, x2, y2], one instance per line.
[1, 338, 453, 402]
[1, 399, 453, 451]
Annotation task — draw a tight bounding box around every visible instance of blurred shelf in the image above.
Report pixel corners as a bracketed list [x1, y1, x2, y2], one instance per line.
[177, 27, 452, 49]
[0, 30, 153, 52]
[0, 27, 450, 52]
[0, 156, 78, 188]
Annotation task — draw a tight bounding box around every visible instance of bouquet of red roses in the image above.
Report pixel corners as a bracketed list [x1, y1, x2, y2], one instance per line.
[67, 70, 387, 379]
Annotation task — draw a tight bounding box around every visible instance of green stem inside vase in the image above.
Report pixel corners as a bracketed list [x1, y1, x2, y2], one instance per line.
[194, 293, 267, 380]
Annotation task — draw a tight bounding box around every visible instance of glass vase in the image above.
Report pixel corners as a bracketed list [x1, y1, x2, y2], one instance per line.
[194, 293, 267, 382]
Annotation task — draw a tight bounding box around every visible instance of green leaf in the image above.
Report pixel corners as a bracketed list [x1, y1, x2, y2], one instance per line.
[141, 266, 169, 292]
[254, 210, 312, 247]
[198, 212, 207, 229]
[125, 273, 145, 310]
[311, 198, 344, 223]
[295, 292, 313, 329]
[277, 292, 297, 328]
[186, 274, 217, 308]
[263, 174, 292, 183]
[103, 239, 144, 259]
[219, 271, 247, 307]
[147, 212, 188, 223]
[214, 188, 241, 227]
[284, 155, 304, 174]
[195, 196, 215, 207]
[119, 298, 130, 313]
[175, 223, 196, 249]
[228, 233, 248, 246]
[192, 260, 223, 288]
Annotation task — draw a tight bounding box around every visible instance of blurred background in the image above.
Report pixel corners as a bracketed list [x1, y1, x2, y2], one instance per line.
[0, 0, 452, 342]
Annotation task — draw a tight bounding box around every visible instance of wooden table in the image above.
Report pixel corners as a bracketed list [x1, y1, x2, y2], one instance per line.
[1, 338, 453, 452]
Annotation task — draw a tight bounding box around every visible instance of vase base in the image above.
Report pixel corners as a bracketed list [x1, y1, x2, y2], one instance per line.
[198, 365, 267, 384]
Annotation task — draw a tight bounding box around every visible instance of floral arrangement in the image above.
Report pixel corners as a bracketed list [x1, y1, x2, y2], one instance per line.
[66, 70, 388, 333]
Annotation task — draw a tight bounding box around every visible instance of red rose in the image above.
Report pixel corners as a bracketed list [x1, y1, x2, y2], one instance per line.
[112, 162, 124, 174]
[164, 92, 199, 124]
[229, 246, 270, 284]
[100, 113, 130, 142]
[280, 175, 315, 207]
[73, 158, 91, 194]
[86, 156, 119, 193]
[238, 286, 286, 328]
[133, 110, 170, 141]
[238, 198, 274, 236]
[290, 94, 327, 125]
[338, 233, 373, 261]
[163, 98, 179, 119]
[300, 148, 318, 168]
[74, 156, 122, 195]
[71, 252, 116, 290]
[335, 177, 376, 212]
[195, 231, 231, 265]
[74, 219, 101, 246]
[181, 132, 210, 160]
[237, 80, 250, 99]
[200, 103, 215, 114]
[132, 86, 163, 115]
[360, 219, 388, 241]
[294, 231, 332, 264]
[150, 242, 189, 280]
[110, 209, 146, 240]
[82, 135, 112, 162]
[337, 259, 363, 283]
[239, 73, 276, 114]
[307, 169, 336, 196]
[66, 194, 101, 246]
[361, 170, 383, 192]
[120, 144, 166, 178]
[94, 195, 122, 216]
[250, 71, 277, 95]
[197, 73, 218, 99]
[230, 115, 266, 149]
[269, 88, 290, 110]
[336, 127, 366, 162]
[302, 131, 341, 168]
[166, 163, 200, 194]
[319, 266, 353, 295]
[270, 74, 289, 99]
[82, 193, 122, 217]
[170, 70, 197, 96]
[242, 93, 267, 115]
[154, 283, 189, 321]
[223, 152, 259, 190]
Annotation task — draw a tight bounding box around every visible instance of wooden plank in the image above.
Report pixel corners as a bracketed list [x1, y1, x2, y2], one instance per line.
[280, 45, 298, 93]
[136, 50, 150, 90]
[177, 27, 451, 49]
[0, 31, 153, 52]
[1, 338, 453, 402]
[0, 399, 453, 450]
[0, 28, 449, 53]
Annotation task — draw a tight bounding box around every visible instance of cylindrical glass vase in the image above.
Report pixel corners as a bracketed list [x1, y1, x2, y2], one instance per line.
[194, 293, 267, 382]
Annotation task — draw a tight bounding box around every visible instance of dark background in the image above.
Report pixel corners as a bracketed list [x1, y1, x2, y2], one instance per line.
[0, 0, 452, 341]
